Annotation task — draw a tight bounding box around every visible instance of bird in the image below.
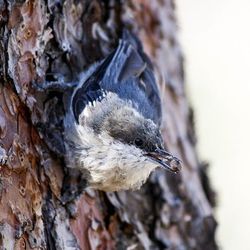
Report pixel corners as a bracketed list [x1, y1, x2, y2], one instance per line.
[64, 31, 181, 192]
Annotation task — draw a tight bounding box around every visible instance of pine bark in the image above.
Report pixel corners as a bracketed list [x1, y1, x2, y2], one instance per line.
[0, 0, 217, 249]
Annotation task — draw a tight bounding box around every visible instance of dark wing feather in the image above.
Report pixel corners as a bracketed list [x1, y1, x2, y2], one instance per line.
[72, 30, 162, 125]
[72, 51, 114, 122]
[101, 31, 162, 125]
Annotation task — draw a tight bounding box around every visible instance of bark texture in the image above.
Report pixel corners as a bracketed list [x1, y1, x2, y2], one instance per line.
[0, 0, 217, 249]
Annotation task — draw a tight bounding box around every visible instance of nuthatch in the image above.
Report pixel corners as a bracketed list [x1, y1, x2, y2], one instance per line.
[64, 32, 181, 192]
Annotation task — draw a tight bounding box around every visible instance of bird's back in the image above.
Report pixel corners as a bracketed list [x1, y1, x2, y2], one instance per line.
[72, 30, 162, 126]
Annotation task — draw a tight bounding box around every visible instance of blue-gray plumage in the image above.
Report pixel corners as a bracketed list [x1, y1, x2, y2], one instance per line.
[65, 31, 181, 192]
[73, 32, 161, 126]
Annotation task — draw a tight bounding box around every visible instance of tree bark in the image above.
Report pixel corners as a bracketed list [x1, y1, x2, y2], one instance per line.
[0, 0, 217, 249]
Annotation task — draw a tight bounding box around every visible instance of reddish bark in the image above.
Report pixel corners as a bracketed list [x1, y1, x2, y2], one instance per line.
[0, 0, 217, 249]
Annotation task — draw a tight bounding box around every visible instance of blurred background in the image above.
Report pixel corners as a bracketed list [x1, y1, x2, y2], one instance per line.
[177, 0, 250, 249]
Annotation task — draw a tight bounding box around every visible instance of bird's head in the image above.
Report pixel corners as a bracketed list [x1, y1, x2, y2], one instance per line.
[81, 93, 182, 174]
[100, 102, 181, 174]
[73, 93, 182, 191]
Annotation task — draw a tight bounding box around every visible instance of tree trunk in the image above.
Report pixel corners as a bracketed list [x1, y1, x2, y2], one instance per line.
[0, 0, 217, 249]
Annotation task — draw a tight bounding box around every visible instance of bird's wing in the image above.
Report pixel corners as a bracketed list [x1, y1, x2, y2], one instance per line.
[101, 31, 162, 125]
[72, 51, 115, 122]
[72, 30, 162, 125]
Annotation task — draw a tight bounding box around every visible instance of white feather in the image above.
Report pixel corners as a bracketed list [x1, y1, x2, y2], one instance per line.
[74, 125, 157, 191]
[67, 92, 159, 191]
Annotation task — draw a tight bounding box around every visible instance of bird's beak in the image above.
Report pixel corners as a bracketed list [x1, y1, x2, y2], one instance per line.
[144, 148, 182, 173]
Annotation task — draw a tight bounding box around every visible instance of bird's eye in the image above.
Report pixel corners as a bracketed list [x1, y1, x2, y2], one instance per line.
[134, 138, 144, 147]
